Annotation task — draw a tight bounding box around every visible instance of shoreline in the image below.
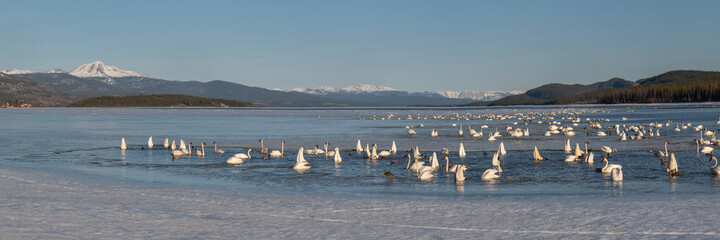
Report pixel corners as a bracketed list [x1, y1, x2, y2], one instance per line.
[2, 165, 719, 239]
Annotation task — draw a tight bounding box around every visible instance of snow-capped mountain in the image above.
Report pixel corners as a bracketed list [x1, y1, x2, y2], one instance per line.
[436, 90, 524, 101]
[1, 69, 38, 74]
[280, 85, 520, 101]
[46, 69, 65, 74]
[68, 61, 147, 78]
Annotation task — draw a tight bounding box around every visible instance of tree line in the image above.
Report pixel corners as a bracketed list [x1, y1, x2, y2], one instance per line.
[69, 94, 252, 107]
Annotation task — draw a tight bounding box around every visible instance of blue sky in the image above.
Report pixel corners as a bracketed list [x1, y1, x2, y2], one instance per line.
[1, 0, 719, 92]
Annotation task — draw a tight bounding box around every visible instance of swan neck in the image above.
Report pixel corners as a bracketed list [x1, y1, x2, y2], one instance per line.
[713, 158, 718, 168]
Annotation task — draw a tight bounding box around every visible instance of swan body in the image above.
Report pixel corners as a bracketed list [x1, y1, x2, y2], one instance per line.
[418, 168, 434, 181]
[455, 165, 467, 182]
[533, 146, 543, 161]
[121, 138, 127, 150]
[171, 140, 176, 150]
[564, 155, 578, 162]
[498, 142, 507, 156]
[408, 128, 416, 135]
[391, 141, 397, 154]
[481, 167, 500, 181]
[667, 153, 678, 174]
[147, 136, 154, 148]
[179, 139, 186, 150]
[259, 139, 268, 154]
[564, 139, 572, 153]
[213, 141, 225, 154]
[171, 149, 184, 157]
[458, 143, 466, 158]
[600, 158, 622, 174]
[356, 140, 363, 152]
[294, 148, 311, 170]
[573, 143, 583, 157]
[431, 129, 438, 137]
[445, 156, 459, 173]
[601, 146, 613, 154]
[233, 149, 253, 159]
[701, 146, 714, 155]
[269, 141, 285, 158]
[611, 168, 623, 181]
[585, 151, 594, 164]
[333, 147, 342, 163]
[163, 138, 169, 148]
[195, 142, 205, 156]
[429, 152, 439, 170]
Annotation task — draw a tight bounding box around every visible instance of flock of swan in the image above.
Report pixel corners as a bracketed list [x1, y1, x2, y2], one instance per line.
[119, 109, 720, 186]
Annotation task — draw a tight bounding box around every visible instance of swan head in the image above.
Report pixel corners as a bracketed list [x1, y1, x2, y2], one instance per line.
[443, 156, 449, 160]
[282, 141, 286, 144]
[602, 157, 608, 163]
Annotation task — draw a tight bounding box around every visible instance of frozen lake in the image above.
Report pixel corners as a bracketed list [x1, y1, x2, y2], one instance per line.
[2, 105, 720, 199]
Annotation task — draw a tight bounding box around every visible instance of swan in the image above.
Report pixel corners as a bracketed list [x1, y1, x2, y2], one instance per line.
[600, 157, 622, 173]
[455, 165, 467, 182]
[533, 146, 543, 161]
[429, 152, 439, 170]
[365, 144, 371, 158]
[481, 167, 500, 181]
[333, 147, 342, 163]
[667, 153, 679, 174]
[564, 139, 572, 153]
[408, 128, 416, 135]
[391, 141, 397, 154]
[488, 134, 497, 141]
[195, 142, 205, 156]
[585, 151, 594, 164]
[458, 143, 466, 158]
[120, 138, 127, 150]
[611, 168, 623, 181]
[171, 140, 176, 150]
[163, 138, 169, 149]
[269, 141, 285, 158]
[356, 140, 363, 152]
[180, 141, 190, 155]
[406, 154, 426, 172]
[709, 156, 720, 175]
[233, 149, 253, 159]
[294, 148, 311, 170]
[147, 136, 153, 149]
[498, 142, 507, 156]
[171, 148, 185, 157]
[573, 143, 583, 157]
[657, 141, 669, 157]
[601, 146, 614, 155]
[414, 146, 421, 159]
[179, 139, 186, 150]
[458, 123, 464, 136]
[418, 168, 434, 181]
[431, 129, 438, 137]
[564, 155, 579, 162]
[214, 141, 226, 154]
[492, 151, 501, 168]
[701, 146, 714, 155]
[324, 142, 336, 157]
[259, 139, 268, 154]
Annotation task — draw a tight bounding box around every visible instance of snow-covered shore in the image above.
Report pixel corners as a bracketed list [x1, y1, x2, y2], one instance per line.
[1, 166, 718, 239]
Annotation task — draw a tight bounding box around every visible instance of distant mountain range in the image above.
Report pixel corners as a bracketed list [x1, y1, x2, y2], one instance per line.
[469, 70, 720, 106]
[1, 61, 521, 107]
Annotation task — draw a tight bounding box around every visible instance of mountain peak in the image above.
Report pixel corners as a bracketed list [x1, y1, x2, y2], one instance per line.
[1, 68, 38, 74]
[68, 61, 148, 78]
[340, 84, 397, 93]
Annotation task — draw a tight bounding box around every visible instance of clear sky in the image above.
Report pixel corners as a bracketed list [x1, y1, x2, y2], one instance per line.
[1, 0, 719, 92]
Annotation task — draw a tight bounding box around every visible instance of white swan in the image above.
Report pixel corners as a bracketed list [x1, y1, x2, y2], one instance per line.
[179, 139, 186, 150]
[233, 149, 253, 159]
[171, 148, 185, 157]
[455, 165, 467, 182]
[709, 156, 720, 175]
[701, 146, 714, 155]
[564, 155, 578, 162]
[270, 141, 285, 158]
[259, 139, 268, 154]
[481, 167, 500, 181]
[391, 141, 397, 154]
[611, 168, 623, 181]
[458, 143, 466, 158]
[657, 141, 669, 157]
[573, 143, 583, 157]
[195, 142, 205, 156]
[147, 136, 153, 149]
[600, 157, 622, 174]
[294, 148, 311, 170]
[564, 139, 572, 153]
[214, 141, 225, 154]
[333, 147, 342, 163]
[418, 168, 434, 181]
[533, 146, 543, 161]
[499, 142, 507, 156]
[324, 142, 336, 157]
[120, 138, 127, 150]
[431, 129, 438, 137]
[163, 138, 169, 149]
[601, 146, 614, 155]
[667, 153, 679, 174]
[429, 152, 439, 170]
[407, 128, 417, 135]
[171, 140, 176, 150]
[356, 140, 363, 152]
[585, 151, 594, 164]
[458, 123, 464, 136]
